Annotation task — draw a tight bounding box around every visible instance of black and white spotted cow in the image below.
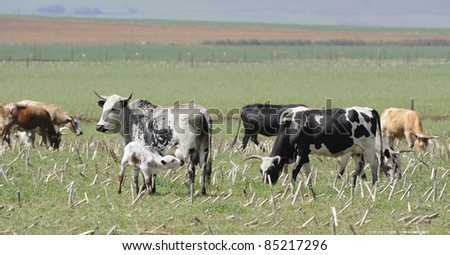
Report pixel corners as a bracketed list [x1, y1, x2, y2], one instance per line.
[248, 106, 391, 194]
[94, 92, 212, 196]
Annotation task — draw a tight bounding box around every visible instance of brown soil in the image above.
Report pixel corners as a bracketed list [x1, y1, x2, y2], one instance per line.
[1, 17, 450, 45]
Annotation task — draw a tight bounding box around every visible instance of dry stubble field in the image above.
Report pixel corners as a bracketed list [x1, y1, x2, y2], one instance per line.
[0, 16, 449, 235]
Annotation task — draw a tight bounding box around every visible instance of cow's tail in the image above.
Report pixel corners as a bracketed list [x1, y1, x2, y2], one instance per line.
[231, 114, 242, 148]
[373, 109, 385, 170]
[203, 111, 213, 185]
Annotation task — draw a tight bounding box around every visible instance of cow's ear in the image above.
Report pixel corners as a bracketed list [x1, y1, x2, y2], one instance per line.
[65, 118, 72, 123]
[122, 100, 129, 107]
[384, 149, 391, 158]
[98, 100, 105, 108]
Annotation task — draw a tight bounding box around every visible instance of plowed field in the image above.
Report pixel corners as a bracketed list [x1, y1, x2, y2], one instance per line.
[2, 17, 450, 45]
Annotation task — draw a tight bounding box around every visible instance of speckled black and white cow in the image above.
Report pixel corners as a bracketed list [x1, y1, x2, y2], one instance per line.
[94, 92, 212, 196]
[248, 106, 388, 195]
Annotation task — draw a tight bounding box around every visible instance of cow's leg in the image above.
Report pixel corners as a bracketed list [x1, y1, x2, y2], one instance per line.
[302, 161, 316, 199]
[405, 132, 415, 149]
[132, 167, 140, 195]
[250, 135, 265, 151]
[1, 124, 12, 145]
[366, 150, 378, 185]
[291, 154, 316, 198]
[241, 133, 251, 151]
[151, 174, 157, 194]
[388, 136, 396, 150]
[144, 176, 153, 195]
[199, 146, 210, 195]
[188, 153, 196, 198]
[29, 131, 36, 149]
[352, 154, 365, 188]
[117, 159, 128, 194]
[291, 154, 310, 184]
[338, 154, 351, 179]
[141, 165, 153, 195]
[40, 127, 49, 148]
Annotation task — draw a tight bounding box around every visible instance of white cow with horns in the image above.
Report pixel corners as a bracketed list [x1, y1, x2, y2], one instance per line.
[94, 92, 212, 196]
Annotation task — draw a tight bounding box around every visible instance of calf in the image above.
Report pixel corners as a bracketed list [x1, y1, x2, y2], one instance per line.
[118, 141, 184, 195]
[232, 103, 307, 150]
[381, 108, 438, 152]
[1, 104, 61, 150]
[247, 106, 387, 196]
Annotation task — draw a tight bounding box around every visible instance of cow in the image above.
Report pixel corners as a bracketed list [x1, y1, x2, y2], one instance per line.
[16, 100, 82, 147]
[94, 92, 212, 196]
[232, 103, 307, 150]
[381, 108, 438, 152]
[0, 103, 15, 138]
[246, 106, 389, 197]
[118, 141, 184, 195]
[1, 104, 61, 150]
[337, 144, 403, 181]
[0, 103, 10, 128]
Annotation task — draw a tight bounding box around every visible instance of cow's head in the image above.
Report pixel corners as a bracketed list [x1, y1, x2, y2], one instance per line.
[415, 134, 439, 152]
[94, 91, 132, 134]
[160, 155, 184, 168]
[246, 155, 284, 184]
[381, 148, 413, 180]
[66, 115, 83, 136]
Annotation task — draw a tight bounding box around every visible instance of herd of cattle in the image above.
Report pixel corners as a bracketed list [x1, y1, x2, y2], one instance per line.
[0, 93, 440, 198]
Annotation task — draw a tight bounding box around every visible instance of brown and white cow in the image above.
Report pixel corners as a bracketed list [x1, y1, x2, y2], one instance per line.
[381, 108, 438, 152]
[1, 104, 61, 150]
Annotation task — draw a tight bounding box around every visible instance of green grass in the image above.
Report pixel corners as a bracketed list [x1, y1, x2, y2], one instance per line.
[0, 59, 449, 234]
[2, 44, 450, 62]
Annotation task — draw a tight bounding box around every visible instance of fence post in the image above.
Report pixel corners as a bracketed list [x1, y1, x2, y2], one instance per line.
[378, 48, 381, 67]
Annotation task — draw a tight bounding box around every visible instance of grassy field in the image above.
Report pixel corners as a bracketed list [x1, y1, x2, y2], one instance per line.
[2, 44, 450, 62]
[0, 59, 449, 234]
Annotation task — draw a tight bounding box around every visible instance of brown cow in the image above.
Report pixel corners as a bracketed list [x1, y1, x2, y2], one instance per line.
[15, 100, 82, 147]
[381, 108, 438, 152]
[1, 104, 61, 150]
[17, 100, 83, 135]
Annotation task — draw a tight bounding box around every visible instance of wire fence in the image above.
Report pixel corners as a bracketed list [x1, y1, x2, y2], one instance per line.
[2, 44, 450, 63]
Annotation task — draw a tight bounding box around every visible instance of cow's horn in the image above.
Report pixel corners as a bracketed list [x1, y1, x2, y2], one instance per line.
[244, 155, 263, 161]
[121, 93, 133, 101]
[429, 135, 440, 139]
[273, 156, 282, 162]
[398, 149, 414, 153]
[94, 91, 108, 100]
[59, 127, 71, 135]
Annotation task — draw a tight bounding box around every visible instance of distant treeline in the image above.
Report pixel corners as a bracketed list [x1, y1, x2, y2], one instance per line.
[202, 39, 450, 47]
